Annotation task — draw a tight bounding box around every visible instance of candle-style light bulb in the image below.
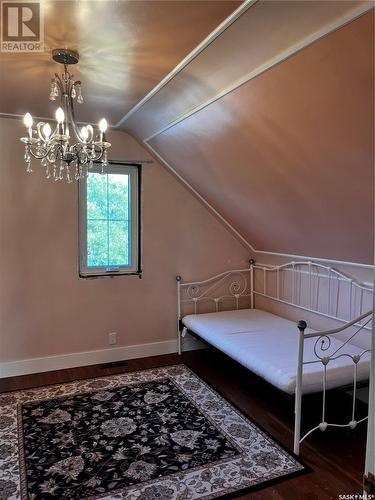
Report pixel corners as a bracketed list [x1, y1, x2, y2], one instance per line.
[98, 118, 107, 143]
[55, 107, 65, 124]
[98, 118, 108, 133]
[86, 124, 93, 137]
[81, 126, 88, 142]
[23, 112, 33, 129]
[43, 123, 51, 139]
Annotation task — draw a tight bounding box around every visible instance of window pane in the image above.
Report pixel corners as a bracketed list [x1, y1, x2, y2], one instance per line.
[108, 174, 129, 220]
[87, 220, 108, 267]
[87, 173, 107, 220]
[80, 164, 140, 276]
[109, 221, 129, 266]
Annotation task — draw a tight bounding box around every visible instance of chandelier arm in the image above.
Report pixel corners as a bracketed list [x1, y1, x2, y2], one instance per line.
[54, 73, 64, 94]
[47, 143, 62, 163]
[70, 143, 87, 163]
[36, 122, 59, 143]
[63, 66, 75, 98]
[66, 95, 87, 144]
[91, 146, 106, 162]
[28, 143, 58, 160]
[67, 75, 73, 98]
[36, 122, 47, 142]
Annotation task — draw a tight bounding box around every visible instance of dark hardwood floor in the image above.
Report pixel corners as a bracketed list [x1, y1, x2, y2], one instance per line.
[0, 349, 367, 499]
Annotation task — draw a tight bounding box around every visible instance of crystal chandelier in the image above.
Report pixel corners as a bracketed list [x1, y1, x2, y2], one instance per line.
[20, 49, 111, 183]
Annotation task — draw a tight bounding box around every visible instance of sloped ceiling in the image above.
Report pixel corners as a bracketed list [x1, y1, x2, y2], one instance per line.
[122, 3, 374, 265]
[1, 0, 373, 265]
[121, 0, 374, 139]
[0, 0, 241, 123]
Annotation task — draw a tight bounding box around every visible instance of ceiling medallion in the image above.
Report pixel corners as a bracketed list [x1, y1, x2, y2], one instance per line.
[20, 48, 111, 183]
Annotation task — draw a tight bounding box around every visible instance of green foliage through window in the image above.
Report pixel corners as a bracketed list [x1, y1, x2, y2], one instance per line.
[86, 172, 130, 267]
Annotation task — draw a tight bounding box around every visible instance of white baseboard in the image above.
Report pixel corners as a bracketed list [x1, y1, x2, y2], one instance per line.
[0, 338, 201, 379]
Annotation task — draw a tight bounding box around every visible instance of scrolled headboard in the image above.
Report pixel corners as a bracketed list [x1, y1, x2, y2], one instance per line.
[177, 259, 373, 331]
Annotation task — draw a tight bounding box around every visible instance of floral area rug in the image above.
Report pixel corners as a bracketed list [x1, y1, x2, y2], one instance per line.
[0, 364, 308, 499]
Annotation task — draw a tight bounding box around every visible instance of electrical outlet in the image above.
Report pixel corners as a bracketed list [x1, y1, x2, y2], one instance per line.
[108, 332, 117, 345]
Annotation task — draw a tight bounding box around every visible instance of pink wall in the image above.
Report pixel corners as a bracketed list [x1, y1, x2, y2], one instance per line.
[149, 12, 374, 264]
[0, 117, 250, 363]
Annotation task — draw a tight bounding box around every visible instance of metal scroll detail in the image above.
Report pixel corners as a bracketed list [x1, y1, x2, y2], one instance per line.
[313, 335, 332, 362]
[228, 273, 247, 296]
[296, 311, 372, 454]
[186, 285, 202, 300]
[180, 269, 251, 314]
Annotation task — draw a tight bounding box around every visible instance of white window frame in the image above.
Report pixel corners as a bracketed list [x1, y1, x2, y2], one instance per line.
[79, 162, 141, 277]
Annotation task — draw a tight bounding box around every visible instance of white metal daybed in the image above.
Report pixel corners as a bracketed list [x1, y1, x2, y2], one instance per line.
[176, 260, 373, 454]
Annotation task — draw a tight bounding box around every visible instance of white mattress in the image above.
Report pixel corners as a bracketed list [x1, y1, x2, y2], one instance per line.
[182, 309, 370, 394]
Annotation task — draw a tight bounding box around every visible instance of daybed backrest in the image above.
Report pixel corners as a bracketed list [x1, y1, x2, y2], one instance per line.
[253, 261, 372, 323]
[177, 260, 373, 349]
[253, 261, 373, 349]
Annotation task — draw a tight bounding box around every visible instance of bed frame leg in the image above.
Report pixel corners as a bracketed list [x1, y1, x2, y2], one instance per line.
[177, 328, 182, 355]
[294, 320, 306, 455]
[176, 275, 182, 355]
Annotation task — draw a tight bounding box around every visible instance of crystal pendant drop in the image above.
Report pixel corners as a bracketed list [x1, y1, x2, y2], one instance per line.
[45, 164, 51, 179]
[77, 86, 84, 104]
[59, 160, 64, 180]
[100, 150, 108, 175]
[24, 145, 30, 162]
[75, 164, 80, 180]
[24, 145, 32, 172]
[66, 165, 72, 184]
[54, 80, 59, 96]
[49, 79, 57, 101]
[71, 85, 76, 99]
